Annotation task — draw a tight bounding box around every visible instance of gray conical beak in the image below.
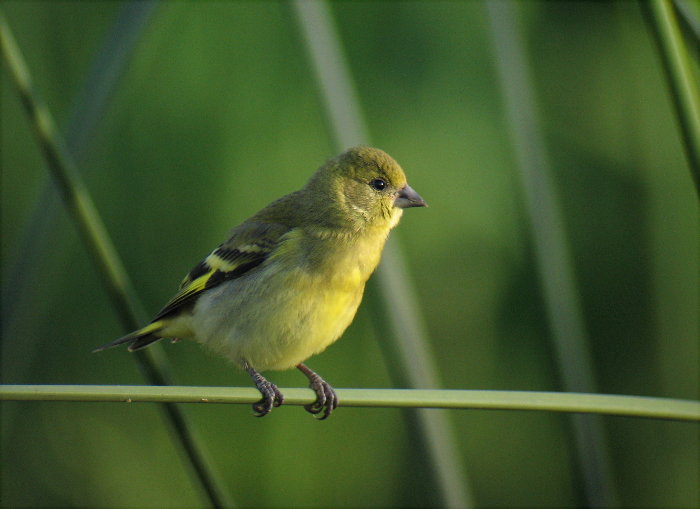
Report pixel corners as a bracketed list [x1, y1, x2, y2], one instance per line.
[395, 184, 427, 209]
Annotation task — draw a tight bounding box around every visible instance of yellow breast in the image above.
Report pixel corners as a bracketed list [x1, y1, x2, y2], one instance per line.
[191, 225, 391, 371]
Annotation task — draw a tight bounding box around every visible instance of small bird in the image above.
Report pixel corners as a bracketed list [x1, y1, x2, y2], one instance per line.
[95, 146, 426, 418]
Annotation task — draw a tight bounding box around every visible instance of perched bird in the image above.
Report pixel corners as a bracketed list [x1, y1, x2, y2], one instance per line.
[95, 146, 426, 418]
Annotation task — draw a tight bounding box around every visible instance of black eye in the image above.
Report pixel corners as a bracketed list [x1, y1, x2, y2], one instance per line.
[369, 178, 387, 191]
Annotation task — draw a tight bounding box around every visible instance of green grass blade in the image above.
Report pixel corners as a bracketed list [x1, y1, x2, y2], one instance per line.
[3, 385, 699, 422]
[0, 9, 141, 327]
[2, 0, 157, 346]
[0, 11, 232, 508]
[291, 1, 474, 508]
[673, 0, 700, 43]
[485, 2, 617, 506]
[646, 0, 700, 196]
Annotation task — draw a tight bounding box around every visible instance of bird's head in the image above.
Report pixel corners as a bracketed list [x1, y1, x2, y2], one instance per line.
[306, 146, 427, 232]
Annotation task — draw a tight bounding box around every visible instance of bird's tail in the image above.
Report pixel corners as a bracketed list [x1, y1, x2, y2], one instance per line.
[93, 321, 165, 353]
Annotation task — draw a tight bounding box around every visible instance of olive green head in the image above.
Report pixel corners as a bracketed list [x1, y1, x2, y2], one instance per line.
[306, 146, 426, 231]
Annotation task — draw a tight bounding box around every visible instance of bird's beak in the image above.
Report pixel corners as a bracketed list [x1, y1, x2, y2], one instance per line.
[395, 184, 427, 209]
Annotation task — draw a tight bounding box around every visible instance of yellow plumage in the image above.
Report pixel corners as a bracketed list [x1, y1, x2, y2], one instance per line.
[95, 146, 426, 418]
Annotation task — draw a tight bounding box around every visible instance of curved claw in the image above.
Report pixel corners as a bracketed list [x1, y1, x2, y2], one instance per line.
[243, 360, 284, 417]
[297, 364, 338, 420]
[252, 381, 284, 417]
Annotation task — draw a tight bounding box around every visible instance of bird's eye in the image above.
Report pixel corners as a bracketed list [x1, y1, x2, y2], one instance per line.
[369, 178, 387, 191]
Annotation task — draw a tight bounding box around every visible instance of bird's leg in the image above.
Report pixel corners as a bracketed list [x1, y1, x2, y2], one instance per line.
[296, 363, 338, 420]
[243, 360, 284, 417]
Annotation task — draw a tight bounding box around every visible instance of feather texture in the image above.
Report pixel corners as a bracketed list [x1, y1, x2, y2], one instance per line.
[94, 147, 426, 417]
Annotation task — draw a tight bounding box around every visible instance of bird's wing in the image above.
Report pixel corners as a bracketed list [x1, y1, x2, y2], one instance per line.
[152, 221, 290, 321]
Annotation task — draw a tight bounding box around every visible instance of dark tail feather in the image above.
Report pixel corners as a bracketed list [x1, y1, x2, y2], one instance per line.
[93, 322, 164, 353]
[127, 333, 163, 351]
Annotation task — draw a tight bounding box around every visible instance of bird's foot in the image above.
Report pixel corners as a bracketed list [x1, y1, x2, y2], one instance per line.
[297, 363, 338, 420]
[252, 381, 284, 417]
[243, 361, 284, 417]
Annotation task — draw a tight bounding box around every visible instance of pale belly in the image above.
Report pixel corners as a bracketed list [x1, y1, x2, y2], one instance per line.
[189, 263, 366, 371]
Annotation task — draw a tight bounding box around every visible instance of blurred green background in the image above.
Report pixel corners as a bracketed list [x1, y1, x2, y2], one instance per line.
[2, 1, 698, 507]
